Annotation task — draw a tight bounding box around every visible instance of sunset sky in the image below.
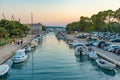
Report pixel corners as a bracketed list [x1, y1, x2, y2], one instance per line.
[0, 0, 120, 26]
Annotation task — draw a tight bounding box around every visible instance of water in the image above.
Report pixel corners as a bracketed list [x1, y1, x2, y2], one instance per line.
[2, 33, 120, 80]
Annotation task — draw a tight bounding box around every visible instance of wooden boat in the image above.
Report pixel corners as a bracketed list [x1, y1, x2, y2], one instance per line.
[96, 59, 116, 70]
[0, 64, 9, 76]
[12, 49, 28, 63]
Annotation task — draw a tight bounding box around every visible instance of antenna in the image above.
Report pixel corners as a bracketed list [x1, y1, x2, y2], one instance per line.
[18, 18, 20, 22]
[31, 12, 33, 24]
[11, 14, 15, 21]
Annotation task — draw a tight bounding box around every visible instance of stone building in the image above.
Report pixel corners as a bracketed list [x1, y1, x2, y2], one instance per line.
[27, 23, 43, 35]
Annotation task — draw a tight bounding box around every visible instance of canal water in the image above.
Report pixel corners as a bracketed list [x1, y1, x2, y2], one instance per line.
[2, 33, 120, 80]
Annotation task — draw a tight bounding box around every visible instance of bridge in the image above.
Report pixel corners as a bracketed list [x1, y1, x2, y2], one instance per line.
[45, 26, 66, 32]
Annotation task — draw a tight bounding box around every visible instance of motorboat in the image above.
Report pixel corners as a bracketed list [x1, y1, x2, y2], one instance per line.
[74, 46, 87, 56]
[34, 35, 41, 42]
[68, 40, 83, 47]
[37, 34, 42, 39]
[0, 64, 9, 76]
[30, 40, 38, 48]
[12, 49, 28, 63]
[34, 38, 39, 43]
[11, 60, 27, 69]
[88, 51, 98, 60]
[96, 59, 116, 70]
[24, 44, 32, 52]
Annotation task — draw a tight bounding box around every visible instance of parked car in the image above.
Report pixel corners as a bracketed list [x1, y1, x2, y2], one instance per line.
[112, 46, 120, 53]
[107, 45, 119, 52]
[97, 40, 106, 48]
[87, 37, 98, 42]
[101, 43, 111, 50]
[86, 41, 95, 46]
[115, 48, 120, 55]
[76, 34, 86, 38]
[93, 41, 99, 47]
[110, 38, 120, 42]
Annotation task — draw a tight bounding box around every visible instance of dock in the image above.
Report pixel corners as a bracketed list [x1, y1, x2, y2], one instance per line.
[0, 35, 33, 64]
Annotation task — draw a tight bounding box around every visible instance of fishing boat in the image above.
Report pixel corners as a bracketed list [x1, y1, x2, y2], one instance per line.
[88, 51, 98, 60]
[0, 64, 9, 76]
[96, 59, 116, 70]
[12, 49, 28, 63]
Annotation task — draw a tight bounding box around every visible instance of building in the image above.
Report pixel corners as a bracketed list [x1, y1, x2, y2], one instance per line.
[27, 23, 43, 35]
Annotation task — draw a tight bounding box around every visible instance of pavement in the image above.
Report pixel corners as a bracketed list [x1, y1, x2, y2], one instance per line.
[0, 35, 33, 64]
[65, 34, 120, 66]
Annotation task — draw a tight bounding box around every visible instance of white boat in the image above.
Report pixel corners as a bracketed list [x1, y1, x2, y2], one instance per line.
[74, 46, 87, 56]
[12, 49, 28, 63]
[0, 64, 9, 76]
[34, 38, 39, 42]
[30, 40, 38, 48]
[88, 51, 98, 60]
[37, 35, 41, 39]
[24, 45, 32, 52]
[68, 40, 83, 47]
[96, 59, 116, 70]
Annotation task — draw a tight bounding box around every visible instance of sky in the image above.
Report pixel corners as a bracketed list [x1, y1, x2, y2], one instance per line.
[0, 0, 120, 26]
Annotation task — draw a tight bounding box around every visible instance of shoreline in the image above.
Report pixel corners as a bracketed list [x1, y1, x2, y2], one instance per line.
[0, 35, 33, 64]
[64, 33, 120, 67]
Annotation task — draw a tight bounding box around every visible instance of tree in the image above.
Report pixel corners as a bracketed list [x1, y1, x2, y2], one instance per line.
[79, 16, 91, 32]
[0, 27, 7, 42]
[0, 19, 30, 37]
[115, 8, 120, 33]
[11, 28, 24, 37]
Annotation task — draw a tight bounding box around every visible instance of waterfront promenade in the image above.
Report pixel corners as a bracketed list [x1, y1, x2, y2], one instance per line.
[64, 33, 120, 67]
[0, 35, 33, 64]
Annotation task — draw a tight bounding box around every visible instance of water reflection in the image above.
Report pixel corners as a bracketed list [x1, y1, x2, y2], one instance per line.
[2, 33, 120, 80]
[11, 60, 28, 69]
[75, 55, 88, 62]
[0, 73, 9, 80]
[97, 67, 116, 76]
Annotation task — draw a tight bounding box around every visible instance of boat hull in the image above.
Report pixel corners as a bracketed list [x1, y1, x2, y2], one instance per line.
[0, 64, 9, 76]
[88, 52, 98, 60]
[12, 55, 28, 63]
[96, 59, 115, 70]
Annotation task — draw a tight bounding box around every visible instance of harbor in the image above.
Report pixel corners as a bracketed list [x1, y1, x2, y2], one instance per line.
[0, 0, 120, 80]
[59, 33, 120, 67]
[1, 33, 120, 80]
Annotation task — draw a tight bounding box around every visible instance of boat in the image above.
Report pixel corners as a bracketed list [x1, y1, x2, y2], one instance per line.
[11, 60, 27, 69]
[0, 64, 9, 76]
[24, 44, 32, 52]
[74, 46, 87, 56]
[34, 38, 39, 43]
[88, 51, 98, 60]
[68, 40, 83, 47]
[96, 59, 116, 70]
[30, 40, 38, 48]
[12, 49, 28, 63]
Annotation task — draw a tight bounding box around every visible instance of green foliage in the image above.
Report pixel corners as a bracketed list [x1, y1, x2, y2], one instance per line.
[0, 19, 30, 38]
[66, 8, 120, 33]
[42, 25, 46, 31]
